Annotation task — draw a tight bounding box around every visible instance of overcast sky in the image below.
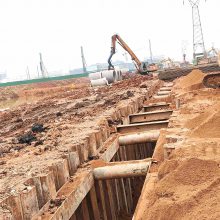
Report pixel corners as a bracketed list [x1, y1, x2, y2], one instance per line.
[0, 0, 219, 77]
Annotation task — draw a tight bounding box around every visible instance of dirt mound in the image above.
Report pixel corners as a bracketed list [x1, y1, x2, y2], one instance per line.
[157, 159, 179, 180]
[184, 104, 220, 138]
[192, 111, 220, 138]
[174, 69, 205, 92]
[142, 158, 220, 220]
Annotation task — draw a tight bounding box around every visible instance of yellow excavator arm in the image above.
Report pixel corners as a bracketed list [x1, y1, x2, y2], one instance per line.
[108, 34, 142, 72]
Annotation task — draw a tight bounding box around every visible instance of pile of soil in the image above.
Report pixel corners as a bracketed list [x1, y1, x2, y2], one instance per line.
[142, 158, 220, 220]
[174, 69, 205, 92]
[192, 111, 220, 138]
[184, 103, 220, 138]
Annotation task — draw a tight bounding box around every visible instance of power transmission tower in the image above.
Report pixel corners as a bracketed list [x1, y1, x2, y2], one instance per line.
[185, 0, 206, 61]
[39, 53, 48, 78]
[81, 46, 87, 73]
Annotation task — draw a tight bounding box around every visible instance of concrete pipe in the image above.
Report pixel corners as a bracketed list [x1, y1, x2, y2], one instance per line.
[89, 72, 102, 80]
[120, 68, 129, 74]
[119, 131, 160, 145]
[101, 70, 116, 83]
[91, 78, 109, 87]
[93, 159, 151, 180]
[116, 70, 122, 81]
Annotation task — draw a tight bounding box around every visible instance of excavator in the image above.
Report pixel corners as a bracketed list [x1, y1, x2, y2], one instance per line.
[202, 52, 220, 89]
[108, 34, 158, 75]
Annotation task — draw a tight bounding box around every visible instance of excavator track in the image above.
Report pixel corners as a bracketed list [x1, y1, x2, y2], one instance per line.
[158, 68, 192, 80]
[203, 73, 220, 89]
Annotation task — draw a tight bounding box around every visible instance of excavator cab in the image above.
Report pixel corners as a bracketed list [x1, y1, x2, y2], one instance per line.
[141, 62, 148, 71]
[139, 62, 149, 75]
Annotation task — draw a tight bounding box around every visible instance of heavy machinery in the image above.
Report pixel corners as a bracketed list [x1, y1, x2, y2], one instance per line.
[108, 34, 158, 75]
[202, 52, 220, 89]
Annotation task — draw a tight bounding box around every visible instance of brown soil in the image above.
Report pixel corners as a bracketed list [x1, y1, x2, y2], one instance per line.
[142, 158, 220, 220]
[0, 74, 155, 202]
[136, 68, 220, 220]
[173, 69, 205, 93]
[0, 77, 89, 109]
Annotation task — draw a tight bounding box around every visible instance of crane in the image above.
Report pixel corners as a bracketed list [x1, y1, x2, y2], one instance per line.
[107, 34, 157, 74]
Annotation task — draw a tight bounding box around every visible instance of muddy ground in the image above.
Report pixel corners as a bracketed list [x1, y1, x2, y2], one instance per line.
[0, 74, 156, 202]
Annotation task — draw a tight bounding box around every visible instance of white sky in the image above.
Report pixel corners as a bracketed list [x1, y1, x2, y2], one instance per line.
[0, 0, 219, 77]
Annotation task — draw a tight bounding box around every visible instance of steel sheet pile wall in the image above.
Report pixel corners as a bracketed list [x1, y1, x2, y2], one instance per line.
[71, 142, 156, 219]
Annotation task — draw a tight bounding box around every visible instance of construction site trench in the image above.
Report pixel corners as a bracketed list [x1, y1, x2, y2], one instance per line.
[34, 81, 173, 220]
[0, 67, 220, 220]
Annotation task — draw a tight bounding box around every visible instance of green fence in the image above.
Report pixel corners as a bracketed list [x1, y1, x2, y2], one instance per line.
[0, 73, 89, 87]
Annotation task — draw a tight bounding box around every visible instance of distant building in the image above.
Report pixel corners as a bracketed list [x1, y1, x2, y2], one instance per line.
[0, 72, 7, 82]
[69, 68, 85, 75]
[69, 61, 135, 75]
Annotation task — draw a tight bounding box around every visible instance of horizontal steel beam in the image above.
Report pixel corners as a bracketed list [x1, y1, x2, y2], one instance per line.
[117, 120, 169, 134]
[160, 87, 172, 91]
[129, 110, 173, 124]
[119, 131, 160, 145]
[153, 95, 170, 100]
[93, 159, 151, 180]
[143, 103, 170, 112]
[157, 91, 171, 96]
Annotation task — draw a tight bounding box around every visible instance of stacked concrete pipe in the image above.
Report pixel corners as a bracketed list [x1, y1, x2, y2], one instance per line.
[90, 77, 109, 87]
[89, 72, 102, 81]
[101, 70, 116, 83]
[89, 69, 124, 87]
[115, 70, 122, 81]
[120, 68, 129, 74]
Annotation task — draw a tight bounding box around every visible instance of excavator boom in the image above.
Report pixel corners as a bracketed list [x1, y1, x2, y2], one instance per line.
[108, 34, 142, 72]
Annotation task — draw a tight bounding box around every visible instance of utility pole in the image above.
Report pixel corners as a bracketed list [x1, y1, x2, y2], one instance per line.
[37, 66, 40, 78]
[182, 40, 188, 63]
[81, 46, 87, 73]
[39, 53, 48, 78]
[185, 0, 206, 62]
[26, 66, 30, 79]
[149, 39, 153, 63]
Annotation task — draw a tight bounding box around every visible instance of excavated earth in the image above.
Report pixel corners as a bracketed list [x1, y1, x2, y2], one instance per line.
[1, 68, 220, 220]
[135, 69, 220, 220]
[0, 74, 157, 203]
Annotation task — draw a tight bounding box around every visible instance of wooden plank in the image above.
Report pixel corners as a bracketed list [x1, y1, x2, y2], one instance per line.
[88, 186, 100, 220]
[81, 198, 90, 220]
[122, 146, 133, 213]
[69, 213, 77, 220]
[99, 134, 119, 162]
[102, 181, 112, 220]
[95, 180, 108, 220]
[33, 170, 94, 220]
[106, 180, 117, 220]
